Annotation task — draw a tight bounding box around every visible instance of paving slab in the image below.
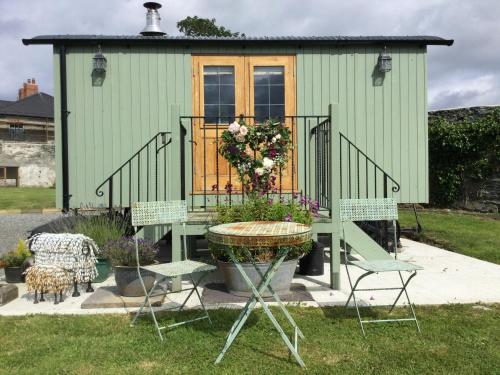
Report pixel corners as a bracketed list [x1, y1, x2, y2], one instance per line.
[81, 286, 165, 309]
[202, 283, 314, 305]
[0, 283, 18, 306]
[0, 238, 499, 316]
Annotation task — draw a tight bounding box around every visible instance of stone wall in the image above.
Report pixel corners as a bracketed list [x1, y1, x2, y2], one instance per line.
[0, 142, 55, 187]
[429, 105, 500, 213]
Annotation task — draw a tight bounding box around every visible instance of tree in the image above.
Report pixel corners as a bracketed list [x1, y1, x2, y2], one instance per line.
[177, 16, 244, 37]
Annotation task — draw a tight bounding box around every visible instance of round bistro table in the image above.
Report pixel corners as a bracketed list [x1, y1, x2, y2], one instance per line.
[208, 221, 312, 368]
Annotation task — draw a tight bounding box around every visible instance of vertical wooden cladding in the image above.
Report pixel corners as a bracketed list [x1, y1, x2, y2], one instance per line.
[58, 44, 428, 207]
[296, 45, 428, 203]
[63, 45, 191, 207]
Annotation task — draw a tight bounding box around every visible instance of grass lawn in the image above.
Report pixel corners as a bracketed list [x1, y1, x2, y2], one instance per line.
[0, 305, 498, 374]
[0, 187, 55, 210]
[399, 209, 500, 265]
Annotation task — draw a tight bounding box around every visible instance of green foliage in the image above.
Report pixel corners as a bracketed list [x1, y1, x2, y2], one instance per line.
[177, 16, 244, 37]
[428, 110, 500, 206]
[0, 187, 55, 210]
[0, 240, 31, 268]
[62, 213, 130, 255]
[399, 209, 500, 264]
[101, 237, 158, 267]
[219, 119, 292, 194]
[1, 305, 499, 374]
[209, 196, 315, 262]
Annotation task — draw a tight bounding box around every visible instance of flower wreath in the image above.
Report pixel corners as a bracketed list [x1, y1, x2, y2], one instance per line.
[219, 119, 292, 194]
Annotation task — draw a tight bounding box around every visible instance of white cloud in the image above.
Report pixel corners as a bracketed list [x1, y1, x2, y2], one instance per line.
[0, 0, 499, 109]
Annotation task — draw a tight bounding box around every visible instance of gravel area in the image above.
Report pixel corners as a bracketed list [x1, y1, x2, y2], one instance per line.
[0, 213, 62, 255]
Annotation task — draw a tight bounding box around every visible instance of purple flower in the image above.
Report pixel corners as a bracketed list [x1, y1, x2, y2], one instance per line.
[284, 213, 293, 222]
[268, 198, 273, 205]
[225, 182, 233, 194]
[211, 184, 218, 191]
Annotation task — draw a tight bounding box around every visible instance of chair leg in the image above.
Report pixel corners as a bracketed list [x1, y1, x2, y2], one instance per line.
[190, 273, 213, 325]
[345, 266, 372, 336]
[397, 271, 421, 333]
[389, 271, 417, 313]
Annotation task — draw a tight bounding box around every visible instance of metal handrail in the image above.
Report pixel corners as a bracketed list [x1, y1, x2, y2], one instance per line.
[339, 132, 400, 198]
[95, 131, 172, 209]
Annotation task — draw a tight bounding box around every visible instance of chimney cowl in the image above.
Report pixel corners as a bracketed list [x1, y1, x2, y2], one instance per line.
[140, 2, 166, 36]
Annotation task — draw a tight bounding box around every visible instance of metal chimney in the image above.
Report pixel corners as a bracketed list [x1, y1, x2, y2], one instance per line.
[140, 2, 166, 36]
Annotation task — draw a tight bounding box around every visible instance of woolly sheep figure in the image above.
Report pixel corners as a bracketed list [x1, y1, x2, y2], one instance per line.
[24, 265, 72, 304]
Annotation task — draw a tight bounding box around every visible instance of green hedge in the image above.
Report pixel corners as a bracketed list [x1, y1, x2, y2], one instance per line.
[428, 109, 500, 206]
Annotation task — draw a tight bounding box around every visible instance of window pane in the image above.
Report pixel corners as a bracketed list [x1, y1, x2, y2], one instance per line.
[268, 67, 284, 84]
[219, 105, 235, 121]
[203, 66, 235, 123]
[270, 85, 284, 105]
[269, 105, 285, 119]
[254, 105, 269, 122]
[253, 66, 285, 120]
[219, 67, 235, 84]
[204, 105, 218, 123]
[203, 67, 219, 84]
[254, 71, 268, 85]
[254, 85, 269, 105]
[220, 87, 235, 104]
[204, 84, 218, 104]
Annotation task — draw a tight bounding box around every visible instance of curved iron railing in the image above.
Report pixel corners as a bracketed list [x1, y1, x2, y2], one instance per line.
[95, 132, 171, 209]
[339, 132, 400, 198]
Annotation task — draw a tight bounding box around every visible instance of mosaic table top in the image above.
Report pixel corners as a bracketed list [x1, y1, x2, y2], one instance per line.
[207, 221, 312, 247]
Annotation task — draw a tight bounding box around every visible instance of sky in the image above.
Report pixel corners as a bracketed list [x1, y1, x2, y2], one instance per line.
[0, 0, 499, 110]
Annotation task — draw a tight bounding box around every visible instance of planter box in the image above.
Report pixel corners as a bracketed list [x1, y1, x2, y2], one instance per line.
[114, 266, 155, 297]
[218, 259, 298, 297]
[4, 267, 24, 283]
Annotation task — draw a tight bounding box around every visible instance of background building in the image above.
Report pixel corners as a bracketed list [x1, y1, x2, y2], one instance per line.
[0, 79, 55, 187]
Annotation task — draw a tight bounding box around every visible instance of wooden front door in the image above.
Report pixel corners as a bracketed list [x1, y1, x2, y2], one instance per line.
[192, 55, 296, 194]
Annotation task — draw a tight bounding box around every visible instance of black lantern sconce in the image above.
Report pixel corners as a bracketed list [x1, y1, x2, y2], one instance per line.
[378, 46, 392, 73]
[93, 45, 107, 73]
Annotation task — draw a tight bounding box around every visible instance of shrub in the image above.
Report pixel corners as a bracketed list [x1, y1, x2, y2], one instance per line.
[429, 110, 500, 206]
[0, 240, 31, 268]
[62, 213, 130, 253]
[101, 237, 157, 267]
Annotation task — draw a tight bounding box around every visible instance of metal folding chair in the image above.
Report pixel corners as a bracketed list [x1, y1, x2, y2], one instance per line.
[340, 198, 422, 335]
[130, 200, 216, 341]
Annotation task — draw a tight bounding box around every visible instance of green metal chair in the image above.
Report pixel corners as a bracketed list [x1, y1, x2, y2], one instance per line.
[130, 200, 216, 341]
[340, 198, 422, 335]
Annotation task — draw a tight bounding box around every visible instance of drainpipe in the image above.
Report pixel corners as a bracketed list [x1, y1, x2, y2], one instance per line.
[59, 44, 70, 211]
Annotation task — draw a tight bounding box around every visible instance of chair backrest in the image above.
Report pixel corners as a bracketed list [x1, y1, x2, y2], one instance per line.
[339, 198, 398, 222]
[131, 200, 188, 227]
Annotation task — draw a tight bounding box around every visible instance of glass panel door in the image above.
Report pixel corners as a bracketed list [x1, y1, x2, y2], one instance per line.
[192, 55, 296, 194]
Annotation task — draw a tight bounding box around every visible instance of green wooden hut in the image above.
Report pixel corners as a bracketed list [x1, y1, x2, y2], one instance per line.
[23, 20, 453, 289]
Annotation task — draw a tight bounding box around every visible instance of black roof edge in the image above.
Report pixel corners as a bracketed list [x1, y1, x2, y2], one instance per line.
[22, 35, 454, 47]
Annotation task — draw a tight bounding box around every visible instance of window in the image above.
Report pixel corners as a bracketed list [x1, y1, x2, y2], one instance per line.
[253, 66, 285, 122]
[203, 66, 235, 123]
[9, 124, 25, 141]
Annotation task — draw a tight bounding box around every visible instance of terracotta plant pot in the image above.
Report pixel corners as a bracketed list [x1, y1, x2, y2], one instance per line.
[113, 266, 155, 297]
[217, 259, 298, 297]
[4, 267, 24, 283]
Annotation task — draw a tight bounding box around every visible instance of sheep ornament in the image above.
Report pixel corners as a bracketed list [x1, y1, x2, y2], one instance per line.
[26, 233, 100, 304]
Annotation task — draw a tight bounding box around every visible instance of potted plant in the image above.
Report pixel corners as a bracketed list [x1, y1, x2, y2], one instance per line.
[208, 119, 316, 296]
[65, 212, 130, 283]
[0, 240, 31, 283]
[101, 237, 158, 297]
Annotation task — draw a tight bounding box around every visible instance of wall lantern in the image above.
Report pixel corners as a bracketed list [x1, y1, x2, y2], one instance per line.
[93, 45, 107, 73]
[378, 46, 392, 73]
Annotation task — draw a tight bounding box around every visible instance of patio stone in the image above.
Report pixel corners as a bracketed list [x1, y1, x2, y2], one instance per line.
[81, 286, 164, 309]
[0, 283, 18, 306]
[202, 283, 314, 304]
